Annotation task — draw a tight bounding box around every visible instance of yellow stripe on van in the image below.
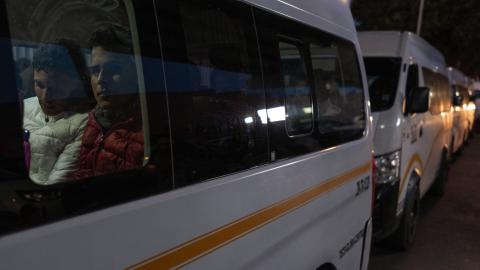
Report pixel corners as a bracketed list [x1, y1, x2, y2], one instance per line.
[399, 126, 448, 196]
[399, 153, 423, 194]
[128, 162, 371, 270]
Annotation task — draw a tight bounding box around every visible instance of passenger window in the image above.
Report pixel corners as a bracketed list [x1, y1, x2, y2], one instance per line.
[405, 65, 419, 105]
[254, 8, 366, 159]
[422, 68, 450, 114]
[363, 57, 402, 112]
[6, 1, 148, 185]
[437, 74, 451, 111]
[310, 42, 365, 145]
[1, 0, 170, 235]
[422, 67, 440, 114]
[157, 0, 268, 186]
[279, 41, 314, 136]
[459, 86, 470, 105]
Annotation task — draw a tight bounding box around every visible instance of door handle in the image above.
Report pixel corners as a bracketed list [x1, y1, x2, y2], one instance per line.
[419, 126, 423, 137]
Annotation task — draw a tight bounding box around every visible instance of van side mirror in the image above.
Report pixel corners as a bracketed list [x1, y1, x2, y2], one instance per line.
[453, 95, 463, 106]
[407, 86, 430, 114]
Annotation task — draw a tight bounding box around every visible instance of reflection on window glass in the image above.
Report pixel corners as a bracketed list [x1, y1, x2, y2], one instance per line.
[310, 42, 365, 141]
[310, 44, 343, 118]
[405, 65, 419, 112]
[423, 68, 451, 114]
[5, 0, 147, 185]
[278, 41, 313, 136]
[456, 86, 470, 105]
[163, 0, 268, 186]
[0, 0, 172, 236]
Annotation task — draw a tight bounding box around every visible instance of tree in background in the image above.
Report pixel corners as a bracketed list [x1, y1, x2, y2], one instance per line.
[352, 0, 480, 79]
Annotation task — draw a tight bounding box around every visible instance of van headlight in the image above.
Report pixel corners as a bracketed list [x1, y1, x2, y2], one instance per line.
[374, 151, 401, 185]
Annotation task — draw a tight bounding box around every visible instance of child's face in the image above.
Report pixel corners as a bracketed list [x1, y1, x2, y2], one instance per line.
[89, 46, 138, 111]
[33, 69, 80, 116]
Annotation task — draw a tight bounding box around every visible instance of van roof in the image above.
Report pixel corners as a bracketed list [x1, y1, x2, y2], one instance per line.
[242, 0, 357, 40]
[358, 31, 447, 74]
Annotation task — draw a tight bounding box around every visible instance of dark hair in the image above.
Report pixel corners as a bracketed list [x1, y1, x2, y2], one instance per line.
[88, 24, 132, 54]
[33, 39, 94, 111]
[33, 39, 85, 75]
[16, 58, 31, 72]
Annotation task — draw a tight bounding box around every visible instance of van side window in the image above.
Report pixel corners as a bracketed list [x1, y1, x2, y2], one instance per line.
[311, 42, 366, 145]
[157, 0, 269, 186]
[279, 41, 314, 136]
[1, 0, 171, 235]
[405, 65, 419, 102]
[423, 67, 451, 114]
[254, 8, 366, 160]
[363, 57, 402, 112]
[456, 86, 470, 105]
[7, 1, 150, 185]
[437, 74, 452, 112]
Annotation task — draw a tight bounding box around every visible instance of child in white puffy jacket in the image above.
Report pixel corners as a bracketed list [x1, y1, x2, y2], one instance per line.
[23, 39, 93, 185]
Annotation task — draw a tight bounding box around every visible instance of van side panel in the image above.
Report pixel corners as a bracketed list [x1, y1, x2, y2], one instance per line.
[0, 1, 373, 270]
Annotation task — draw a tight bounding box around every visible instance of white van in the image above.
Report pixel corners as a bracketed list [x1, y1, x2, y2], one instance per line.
[359, 31, 453, 250]
[472, 81, 480, 127]
[448, 67, 474, 154]
[0, 0, 373, 269]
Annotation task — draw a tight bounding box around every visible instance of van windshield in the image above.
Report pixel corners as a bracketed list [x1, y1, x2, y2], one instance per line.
[364, 57, 402, 112]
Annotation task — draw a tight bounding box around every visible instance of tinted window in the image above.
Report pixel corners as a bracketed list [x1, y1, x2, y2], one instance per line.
[157, 0, 268, 186]
[1, 0, 171, 235]
[364, 57, 402, 112]
[404, 64, 419, 113]
[311, 43, 365, 144]
[279, 41, 314, 136]
[455, 85, 470, 105]
[255, 8, 366, 160]
[423, 67, 451, 114]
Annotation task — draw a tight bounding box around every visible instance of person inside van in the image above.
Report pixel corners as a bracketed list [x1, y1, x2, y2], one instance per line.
[75, 25, 144, 179]
[23, 39, 92, 185]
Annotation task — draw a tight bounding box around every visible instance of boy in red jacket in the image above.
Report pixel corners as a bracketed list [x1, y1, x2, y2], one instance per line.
[76, 25, 144, 179]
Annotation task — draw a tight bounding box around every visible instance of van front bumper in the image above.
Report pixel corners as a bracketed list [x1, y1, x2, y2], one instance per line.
[372, 180, 401, 241]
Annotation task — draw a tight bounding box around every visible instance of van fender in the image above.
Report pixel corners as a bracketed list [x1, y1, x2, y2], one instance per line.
[398, 168, 421, 217]
[406, 170, 421, 198]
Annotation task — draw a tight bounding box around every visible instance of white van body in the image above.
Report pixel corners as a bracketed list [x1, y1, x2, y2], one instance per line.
[473, 81, 480, 122]
[0, 1, 373, 269]
[467, 78, 477, 131]
[359, 31, 452, 245]
[448, 67, 473, 153]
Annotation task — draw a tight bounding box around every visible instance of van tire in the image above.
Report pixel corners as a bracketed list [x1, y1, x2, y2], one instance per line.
[385, 183, 420, 251]
[431, 153, 449, 197]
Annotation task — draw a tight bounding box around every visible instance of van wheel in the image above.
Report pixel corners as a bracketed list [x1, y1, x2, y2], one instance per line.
[431, 153, 449, 197]
[385, 184, 420, 251]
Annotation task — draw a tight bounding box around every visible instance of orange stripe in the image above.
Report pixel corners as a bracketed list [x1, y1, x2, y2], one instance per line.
[399, 153, 423, 194]
[398, 126, 447, 195]
[128, 162, 371, 270]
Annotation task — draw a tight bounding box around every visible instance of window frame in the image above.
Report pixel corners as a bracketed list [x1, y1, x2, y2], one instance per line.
[277, 37, 315, 138]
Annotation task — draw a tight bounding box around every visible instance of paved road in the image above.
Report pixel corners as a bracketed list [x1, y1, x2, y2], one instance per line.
[369, 135, 480, 270]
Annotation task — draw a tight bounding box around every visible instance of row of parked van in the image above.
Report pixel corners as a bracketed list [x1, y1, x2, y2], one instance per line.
[360, 31, 477, 250]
